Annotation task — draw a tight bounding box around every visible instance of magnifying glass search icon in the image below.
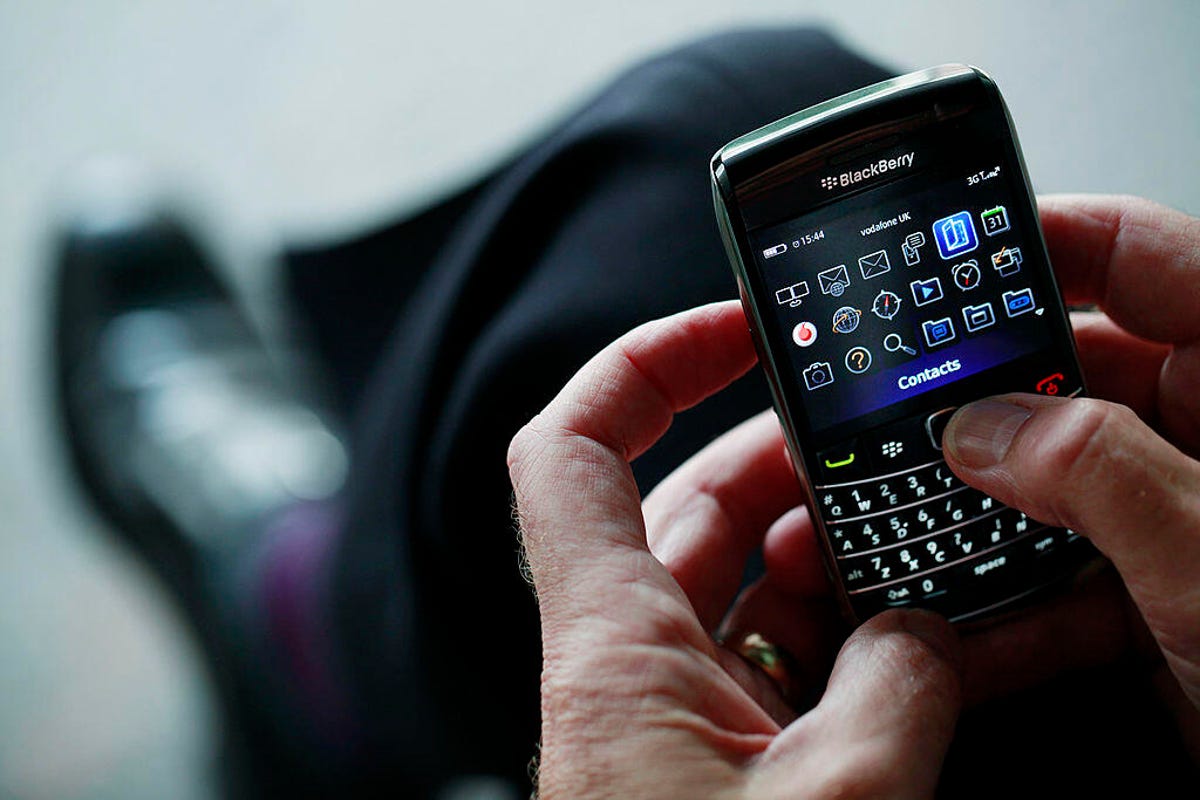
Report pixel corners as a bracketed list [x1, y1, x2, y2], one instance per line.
[883, 333, 917, 355]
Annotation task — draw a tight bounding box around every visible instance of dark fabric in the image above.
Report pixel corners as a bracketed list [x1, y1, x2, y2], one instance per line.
[286, 178, 496, 413]
[282, 27, 1193, 797]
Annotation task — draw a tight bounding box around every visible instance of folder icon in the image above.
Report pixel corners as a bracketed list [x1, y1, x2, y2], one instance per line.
[858, 249, 891, 280]
[961, 302, 995, 332]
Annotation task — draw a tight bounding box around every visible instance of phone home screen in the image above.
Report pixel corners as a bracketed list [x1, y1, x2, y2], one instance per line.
[743, 141, 1093, 623]
[752, 157, 1056, 432]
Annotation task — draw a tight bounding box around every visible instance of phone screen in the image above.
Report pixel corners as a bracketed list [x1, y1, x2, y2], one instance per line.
[752, 157, 1053, 432]
[715, 67, 1096, 623]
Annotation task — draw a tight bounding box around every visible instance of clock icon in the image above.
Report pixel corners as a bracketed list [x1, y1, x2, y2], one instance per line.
[832, 306, 862, 334]
[871, 290, 902, 320]
[952, 259, 982, 291]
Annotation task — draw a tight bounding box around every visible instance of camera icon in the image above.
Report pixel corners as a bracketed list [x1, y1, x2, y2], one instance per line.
[803, 361, 835, 391]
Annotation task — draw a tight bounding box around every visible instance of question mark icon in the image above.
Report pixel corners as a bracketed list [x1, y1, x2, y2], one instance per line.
[844, 346, 872, 374]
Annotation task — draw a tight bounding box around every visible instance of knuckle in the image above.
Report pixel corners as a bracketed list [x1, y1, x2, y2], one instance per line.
[506, 416, 542, 473]
[875, 630, 961, 709]
[1112, 193, 1161, 218]
[1033, 399, 1136, 526]
[507, 414, 559, 488]
[807, 769, 895, 800]
[1043, 399, 1126, 475]
[842, 613, 962, 716]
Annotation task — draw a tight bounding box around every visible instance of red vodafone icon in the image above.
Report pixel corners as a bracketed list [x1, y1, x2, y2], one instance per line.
[792, 321, 818, 347]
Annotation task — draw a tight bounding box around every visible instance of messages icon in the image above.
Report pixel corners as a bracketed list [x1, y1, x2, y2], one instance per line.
[858, 250, 891, 280]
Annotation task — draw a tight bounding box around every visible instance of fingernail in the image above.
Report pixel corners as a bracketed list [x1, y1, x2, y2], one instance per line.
[899, 610, 960, 666]
[943, 398, 1033, 469]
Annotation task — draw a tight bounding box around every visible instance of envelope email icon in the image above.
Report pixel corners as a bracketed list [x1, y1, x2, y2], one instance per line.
[818, 264, 851, 297]
[858, 249, 891, 280]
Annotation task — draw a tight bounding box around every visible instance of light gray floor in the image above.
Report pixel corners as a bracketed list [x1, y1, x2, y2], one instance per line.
[0, 2, 1196, 797]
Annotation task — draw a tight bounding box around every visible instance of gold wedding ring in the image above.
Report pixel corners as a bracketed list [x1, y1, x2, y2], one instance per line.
[734, 632, 795, 700]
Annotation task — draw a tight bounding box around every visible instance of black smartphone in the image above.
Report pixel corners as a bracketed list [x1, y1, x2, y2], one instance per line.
[711, 65, 1097, 624]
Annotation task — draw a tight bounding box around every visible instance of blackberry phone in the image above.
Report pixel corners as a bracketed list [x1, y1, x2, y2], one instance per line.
[711, 65, 1096, 624]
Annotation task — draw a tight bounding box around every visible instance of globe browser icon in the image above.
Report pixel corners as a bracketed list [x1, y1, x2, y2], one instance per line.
[933, 210, 979, 260]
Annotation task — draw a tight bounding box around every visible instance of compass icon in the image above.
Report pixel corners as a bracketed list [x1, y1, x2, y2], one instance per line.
[871, 289, 902, 320]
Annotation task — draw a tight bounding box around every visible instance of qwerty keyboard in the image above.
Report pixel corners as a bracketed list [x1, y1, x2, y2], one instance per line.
[813, 404, 1094, 622]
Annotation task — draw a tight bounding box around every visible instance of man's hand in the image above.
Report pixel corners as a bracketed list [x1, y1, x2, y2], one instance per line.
[508, 302, 963, 799]
[942, 195, 1200, 741]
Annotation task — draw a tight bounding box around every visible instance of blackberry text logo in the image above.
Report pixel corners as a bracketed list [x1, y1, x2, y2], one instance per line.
[821, 152, 916, 191]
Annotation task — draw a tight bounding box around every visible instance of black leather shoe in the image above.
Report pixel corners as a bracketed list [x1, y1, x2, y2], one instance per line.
[51, 162, 349, 796]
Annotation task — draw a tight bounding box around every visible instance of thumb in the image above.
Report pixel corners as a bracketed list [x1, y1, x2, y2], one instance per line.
[750, 610, 962, 799]
[943, 393, 1200, 705]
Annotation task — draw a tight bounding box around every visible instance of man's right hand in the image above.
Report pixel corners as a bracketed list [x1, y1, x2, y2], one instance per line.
[941, 195, 1200, 742]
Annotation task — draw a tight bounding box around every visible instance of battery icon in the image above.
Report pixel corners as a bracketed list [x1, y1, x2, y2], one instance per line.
[762, 243, 788, 259]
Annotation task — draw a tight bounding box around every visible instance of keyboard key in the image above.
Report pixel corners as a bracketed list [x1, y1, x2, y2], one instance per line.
[816, 439, 870, 482]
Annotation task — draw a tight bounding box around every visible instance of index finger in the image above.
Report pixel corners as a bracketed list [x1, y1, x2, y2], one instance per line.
[1040, 194, 1200, 343]
[508, 300, 757, 644]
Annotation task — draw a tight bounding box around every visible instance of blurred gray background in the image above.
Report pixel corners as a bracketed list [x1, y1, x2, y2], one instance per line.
[0, 1, 1196, 797]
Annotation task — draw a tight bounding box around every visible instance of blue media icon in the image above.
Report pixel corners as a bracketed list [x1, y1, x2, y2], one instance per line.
[922, 317, 957, 348]
[933, 211, 979, 260]
[910, 277, 943, 307]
